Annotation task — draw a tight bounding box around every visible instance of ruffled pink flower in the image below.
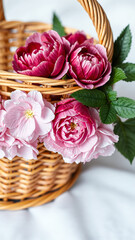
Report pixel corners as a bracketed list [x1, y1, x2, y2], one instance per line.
[0, 95, 2, 110]
[13, 30, 70, 79]
[0, 104, 38, 160]
[5, 139, 38, 160]
[0, 109, 15, 158]
[68, 40, 111, 89]
[4, 90, 55, 142]
[65, 31, 87, 45]
[43, 98, 118, 164]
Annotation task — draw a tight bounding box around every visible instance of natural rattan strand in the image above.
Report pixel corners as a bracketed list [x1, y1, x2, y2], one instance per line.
[0, 164, 81, 210]
[0, 0, 114, 210]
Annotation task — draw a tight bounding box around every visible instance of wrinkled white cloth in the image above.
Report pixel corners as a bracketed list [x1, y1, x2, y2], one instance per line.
[1, 0, 135, 239]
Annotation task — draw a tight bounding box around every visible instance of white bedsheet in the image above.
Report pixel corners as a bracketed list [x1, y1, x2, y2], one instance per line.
[1, 0, 135, 239]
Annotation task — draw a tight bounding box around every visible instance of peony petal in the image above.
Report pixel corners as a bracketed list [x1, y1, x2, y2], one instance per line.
[7, 144, 18, 160]
[42, 30, 63, 44]
[17, 141, 38, 160]
[61, 37, 71, 54]
[28, 91, 44, 108]
[0, 110, 6, 127]
[44, 99, 55, 113]
[95, 70, 111, 88]
[65, 31, 87, 45]
[87, 64, 100, 80]
[79, 135, 98, 152]
[100, 145, 115, 157]
[98, 127, 119, 143]
[32, 50, 46, 66]
[4, 105, 27, 129]
[69, 46, 83, 63]
[41, 107, 55, 123]
[95, 44, 108, 60]
[31, 101, 42, 117]
[26, 32, 42, 46]
[0, 149, 5, 158]
[54, 62, 69, 79]
[36, 120, 52, 136]
[10, 90, 27, 101]
[16, 61, 53, 77]
[4, 99, 16, 111]
[31, 61, 53, 77]
[51, 55, 65, 77]
[69, 65, 78, 80]
[10, 117, 35, 140]
[74, 79, 94, 89]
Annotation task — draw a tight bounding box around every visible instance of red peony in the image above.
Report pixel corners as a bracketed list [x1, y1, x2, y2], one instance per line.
[13, 30, 70, 79]
[68, 40, 111, 89]
[65, 31, 87, 45]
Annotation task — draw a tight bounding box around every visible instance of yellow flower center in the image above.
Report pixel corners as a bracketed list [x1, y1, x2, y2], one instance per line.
[70, 122, 76, 130]
[25, 109, 34, 119]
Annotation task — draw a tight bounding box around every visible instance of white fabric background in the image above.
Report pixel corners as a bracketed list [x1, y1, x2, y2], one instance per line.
[1, 0, 135, 239]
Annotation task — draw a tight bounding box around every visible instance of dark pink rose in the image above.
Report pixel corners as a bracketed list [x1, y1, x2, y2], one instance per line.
[43, 98, 118, 164]
[68, 41, 111, 89]
[13, 30, 70, 79]
[65, 31, 87, 45]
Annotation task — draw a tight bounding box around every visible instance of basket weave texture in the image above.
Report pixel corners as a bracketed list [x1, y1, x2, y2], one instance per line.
[0, 0, 113, 210]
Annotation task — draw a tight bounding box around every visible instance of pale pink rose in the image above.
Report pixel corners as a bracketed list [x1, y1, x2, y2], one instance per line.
[13, 30, 70, 79]
[65, 31, 87, 45]
[43, 98, 118, 164]
[4, 90, 55, 142]
[68, 40, 111, 89]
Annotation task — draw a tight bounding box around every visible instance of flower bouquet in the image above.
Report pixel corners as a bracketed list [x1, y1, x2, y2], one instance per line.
[3, 15, 135, 164]
[0, 0, 135, 210]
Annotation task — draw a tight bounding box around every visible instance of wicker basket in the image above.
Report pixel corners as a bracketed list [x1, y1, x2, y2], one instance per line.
[0, 0, 114, 210]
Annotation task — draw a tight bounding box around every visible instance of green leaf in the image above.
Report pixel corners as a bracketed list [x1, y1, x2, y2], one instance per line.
[114, 118, 135, 163]
[112, 97, 135, 118]
[100, 104, 117, 124]
[62, 74, 68, 80]
[107, 91, 117, 101]
[52, 13, 66, 36]
[71, 89, 107, 107]
[124, 118, 135, 127]
[110, 67, 127, 84]
[100, 85, 117, 101]
[118, 63, 135, 82]
[113, 25, 132, 66]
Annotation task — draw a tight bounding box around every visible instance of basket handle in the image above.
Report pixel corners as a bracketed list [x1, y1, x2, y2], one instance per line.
[77, 0, 113, 61]
[0, 0, 113, 61]
[0, 0, 5, 21]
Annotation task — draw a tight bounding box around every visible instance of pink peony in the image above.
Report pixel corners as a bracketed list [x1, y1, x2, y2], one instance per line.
[43, 98, 118, 164]
[13, 30, 70, 79]
[68, 41, 111, 89]
[65, 31, 87, 45]
[4, 90, 55, 142]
